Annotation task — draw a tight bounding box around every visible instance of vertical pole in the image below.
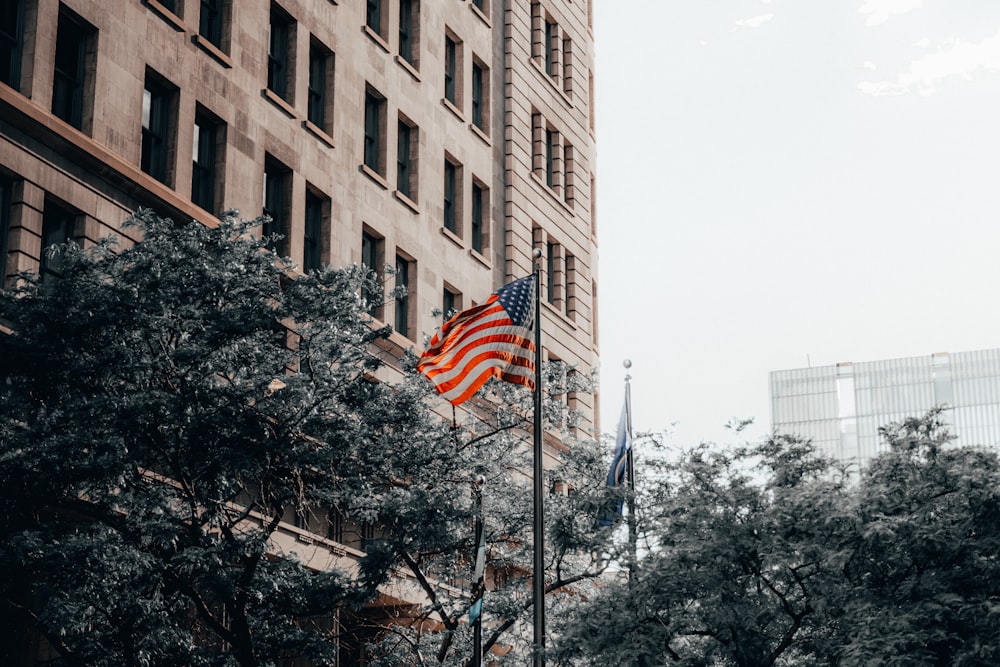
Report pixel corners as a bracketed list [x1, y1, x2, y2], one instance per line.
[532, 256, 545, 667]
[472, 478, 484, 667]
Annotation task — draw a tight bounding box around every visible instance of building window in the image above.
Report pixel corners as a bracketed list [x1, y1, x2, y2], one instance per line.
[366, 0, 385, 39]
[562, 36, 573, 95]
[199, 0, 228, 50]
[563, 142, 574, 205]
[361, 229, 383, 317]
[327, 510, 344, 544]
[52, 7, 95, 131]
[394, 254, 413, 339]
[546, 239, 556, 304]
[444, 35, 459, 107]
[363, 88, 386, 176]
[544, 18, 557, 77]
[471, 58, 487, 131]
[40, 199, 76, 284]
[396, 116, 418, 201]
[545, 128, 556, 188]
[267, 4, 294, 103]
[398, 0, 419, 67]
[0, 175, 12, 275]
[564, 251, 575, 319]
[443, 284, 460, 320]
[192, 106, 224, 214]
[1, 0, 24, 91]
[308, 39, 333, 133]
[303, 187, 328, 273]
[472, 0, 486, 12]
[443, 156, 461, 235]
[141, 70, 178, 186]
[471, 180, 487, 255]
[263, 155, 291, 254]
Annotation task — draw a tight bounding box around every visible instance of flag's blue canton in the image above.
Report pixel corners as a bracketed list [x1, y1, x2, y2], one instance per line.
[496, 275, 534, 327]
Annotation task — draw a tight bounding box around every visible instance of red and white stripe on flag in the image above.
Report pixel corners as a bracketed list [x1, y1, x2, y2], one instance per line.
[417, 275, 536, 405]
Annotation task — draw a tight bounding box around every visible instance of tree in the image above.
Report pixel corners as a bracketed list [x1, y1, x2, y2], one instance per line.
[839, 409, 1000, 665]
[0, 210, 616, 666]
[551, 433, 852, 667]
[552, 410, 1000, 666]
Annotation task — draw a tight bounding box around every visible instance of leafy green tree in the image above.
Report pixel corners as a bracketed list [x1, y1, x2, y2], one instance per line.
[0, 210, 615, 666]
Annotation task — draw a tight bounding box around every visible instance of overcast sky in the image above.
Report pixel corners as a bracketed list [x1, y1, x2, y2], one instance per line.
[593, 0, 1000, 448]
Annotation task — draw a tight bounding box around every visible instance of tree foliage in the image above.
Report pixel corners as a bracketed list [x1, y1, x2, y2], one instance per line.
[0, 210, 616, 666]
[552, 409, 1000, 666]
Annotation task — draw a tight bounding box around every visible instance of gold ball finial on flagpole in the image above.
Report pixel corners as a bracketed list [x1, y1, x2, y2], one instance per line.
[623, 359, 632, 382]
[532, 248, 542, 259]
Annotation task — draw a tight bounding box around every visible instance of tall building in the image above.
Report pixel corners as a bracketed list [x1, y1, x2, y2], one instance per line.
[0, 0, 598, 425]
[770, 349, 1000, 464]
[0, 0, 598, 661]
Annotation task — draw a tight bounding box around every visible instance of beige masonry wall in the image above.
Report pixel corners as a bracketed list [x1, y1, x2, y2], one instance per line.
[0, 0, 598, 433]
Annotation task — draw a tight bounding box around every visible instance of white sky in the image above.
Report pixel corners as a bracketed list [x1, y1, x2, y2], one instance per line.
[593, 0, 1000, 447]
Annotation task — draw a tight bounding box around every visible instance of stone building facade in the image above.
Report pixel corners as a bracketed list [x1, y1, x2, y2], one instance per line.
[1, 0, 598, 427]
[1, 0, 598, 661]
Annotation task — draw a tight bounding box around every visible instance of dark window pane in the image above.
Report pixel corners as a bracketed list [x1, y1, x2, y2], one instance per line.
[546, 240, 555, 303]
[0, 175, 12, 265]
[308, 43, 327, 127]
[396, 120, 411, 197]
[364, 92, 381, 172]
[53, 12, 87, 129]
[0, 0, 24, 90]
[545, 129, 555, 187]
[200, 0, 223, 46]
[394, 256, 409, 336]
[40, 202, 75, 284]
[444, 37, 456, 104]
[141, 78, 173, 184]
[361, 231, 379, 314]
[267, 10, 289, 100]
[366, 0, 381, 34]
[398, 0, 413, 63]
[544, 20, 556, 76]
[191, 113, 218, 212]
[304, 190, 323, 272]
[471, 183, 484, 253]
[443, 288, 455, 320]
[443, 160, 456, 233]
[471, 63, 484, 129]
[263, 159, 289, 254]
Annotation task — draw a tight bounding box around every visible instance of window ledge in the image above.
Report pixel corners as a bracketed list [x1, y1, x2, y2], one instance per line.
[387, 329, 416, 350]
[530, 172, 575, 216]
[468, 247, 491, 269]
[393, 189, 420, 213]
[191, 34, 233, 68]
[441, 97, 464, 122]
[529, 59, 574, 108]
[470, 3, 492, 27]
[363, 25, 391, 53]
[440, 226, 464, 248]
[395, 55, 421, 81]
[541, 298, 578, 330]
[302, 119, 334, 148]
[360, 164, 389, 189]
[469, 122, 491, 146]
[144, 0, 186, 31]
[262, 88, 298, 119]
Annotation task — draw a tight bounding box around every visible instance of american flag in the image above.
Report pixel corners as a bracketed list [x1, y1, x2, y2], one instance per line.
[417, 275, 536, 405]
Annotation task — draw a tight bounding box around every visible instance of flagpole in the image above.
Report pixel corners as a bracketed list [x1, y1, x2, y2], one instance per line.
[623, 360, 647, 667]
[531, 250, 545, 667]
[472, 476, 484, 666]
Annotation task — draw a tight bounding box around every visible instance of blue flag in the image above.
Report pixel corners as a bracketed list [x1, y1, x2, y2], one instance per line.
[599, 394, 632, 526]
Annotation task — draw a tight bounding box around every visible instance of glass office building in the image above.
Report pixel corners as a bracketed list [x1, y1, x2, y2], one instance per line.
[770, 349, 1000, 464]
